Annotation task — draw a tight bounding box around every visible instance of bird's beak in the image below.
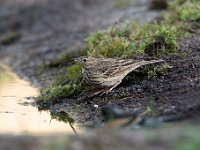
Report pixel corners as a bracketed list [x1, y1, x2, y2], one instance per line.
[72, 57, 79, 62]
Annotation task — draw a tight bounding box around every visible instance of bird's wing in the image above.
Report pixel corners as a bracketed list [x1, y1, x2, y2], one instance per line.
[89, 58, 115, 74]
[104, 59, 164, 77]
[96, 58, 136, 77]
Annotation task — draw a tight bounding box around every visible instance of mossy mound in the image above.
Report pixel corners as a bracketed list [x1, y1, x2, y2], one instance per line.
[167, 0, 200, 22]
[87, 23, 177, 59]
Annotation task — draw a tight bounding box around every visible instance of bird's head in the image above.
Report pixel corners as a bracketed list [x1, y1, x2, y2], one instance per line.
[73, 56, 97, 69]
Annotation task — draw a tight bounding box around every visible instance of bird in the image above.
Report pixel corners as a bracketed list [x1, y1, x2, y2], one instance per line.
[74, 56, 164, 95]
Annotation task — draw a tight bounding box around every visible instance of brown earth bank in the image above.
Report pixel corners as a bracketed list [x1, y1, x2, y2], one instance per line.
[0, 0, 200, 149]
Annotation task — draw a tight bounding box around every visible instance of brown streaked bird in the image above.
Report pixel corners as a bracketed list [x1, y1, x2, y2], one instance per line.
[74, 56, 164, 94]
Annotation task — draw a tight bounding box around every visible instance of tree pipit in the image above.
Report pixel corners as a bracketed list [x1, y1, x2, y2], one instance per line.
[74, 56, 164, 96]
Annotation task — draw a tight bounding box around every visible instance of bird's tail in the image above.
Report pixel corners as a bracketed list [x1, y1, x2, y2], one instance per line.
[140, 59, 164, 66]
[131, 59, 164, 71]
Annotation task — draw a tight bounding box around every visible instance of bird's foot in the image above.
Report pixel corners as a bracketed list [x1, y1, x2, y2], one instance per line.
[99, 88, 113, 96]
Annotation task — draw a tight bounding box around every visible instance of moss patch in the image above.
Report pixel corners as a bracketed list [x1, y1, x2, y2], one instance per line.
[161, 0, 200, 36]
[136, 24, 177, 58]
[163, 0, 200, 35]
[178, 1, 200, 21]
[168, 0, 200, 22]
[37, 64, 83, 103]
[87, 30, 135, 58]
[51, 111, 74, 124]
[147, 63, 173, 79]
[87, 22, 177, 59]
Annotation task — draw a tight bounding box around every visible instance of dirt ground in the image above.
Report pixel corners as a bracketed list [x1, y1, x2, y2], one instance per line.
[0, 0, 200, 149]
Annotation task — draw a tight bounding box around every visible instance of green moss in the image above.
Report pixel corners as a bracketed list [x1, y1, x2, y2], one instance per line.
[165, 0, 200, 23]
[156, 63, 173, 74]
[52, 64, 82, 86]
[38, 64, 84, 102]
[51, 111, 74, 124]
[168, 0, 187, 11]
[161, 0, 200, 37]
[87, 30, 105, 49]
[87, 23, 177, 59]
[0, 32, 21, 45]
[178, 1, 200, 21]
[39, 84, 74, 102]
[138, 24, 177, 57]
[86, 25, 134, 58]
[147, 63, 173, 79]
[147, 70, 157, 79]
[87, 31, 136, 58]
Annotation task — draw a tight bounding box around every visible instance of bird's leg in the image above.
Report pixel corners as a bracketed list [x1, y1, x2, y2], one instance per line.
[108, 80, 122, 91]
[89, 80, 122, 98]
[89, 88, 108, 98]
[100, 80, 122, 96]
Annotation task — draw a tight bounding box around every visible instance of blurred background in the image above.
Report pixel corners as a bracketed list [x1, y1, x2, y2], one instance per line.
[3, 0, 200, 150]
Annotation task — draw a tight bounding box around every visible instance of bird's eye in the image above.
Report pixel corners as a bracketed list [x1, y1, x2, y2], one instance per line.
[83, 59, 87, 62]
